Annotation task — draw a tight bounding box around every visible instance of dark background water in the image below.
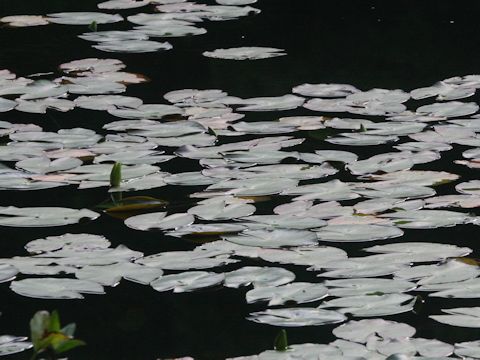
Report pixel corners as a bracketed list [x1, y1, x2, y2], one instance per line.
[0, 1, 480, 359]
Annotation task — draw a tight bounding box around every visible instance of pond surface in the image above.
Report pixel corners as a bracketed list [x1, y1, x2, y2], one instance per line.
[1, 1, 480, 359]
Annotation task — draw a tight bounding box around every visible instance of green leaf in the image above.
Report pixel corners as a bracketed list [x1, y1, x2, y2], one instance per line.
[110, 162, 122, 187]
[366, 291, 385, 296]
[60, 323, 76, 337]
[274, 329, 288, 351]
[413, 295, 425, 315]
[207, 127, 217, 136]
[30, 311, 50, 350]
[359, 124, 367, 132]
[48, 310, 61, 333]
[53, 338, 86, 354]
[88, 20, 97, 32]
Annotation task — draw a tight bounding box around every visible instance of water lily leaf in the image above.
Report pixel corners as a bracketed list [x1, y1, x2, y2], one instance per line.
[240, 215, 327, 230]
[74, 95, 142, 111]
[416, 101, 479, 117]
[94, 40, 173, 53]
[203, 47, 286, 60]
[0, 98, 17, 112]
[282, 180, 359, 201]
[318, 258, 407, 278]
[278, 116, 327, 130]
[16, 157, 82, 174]
[168, 223, 246, 237]
[326, 134, 398, 146]
[136, 250, 237, 270]
[454, 340, 480, 358]
[246, 282, 328, 306]
[47, 12, 123, 25]
[0, 264, 18, 283]
[431, 307, 480, 328]
[151, 271, 224, 292]
[0, 336, 32, 356]
[60, 58, 126, 75]
[108, 104, 182, 119]
[75, 262, 163, 286]
[0, 207, 99, 227]
[378, 210, 471, 229]
[292, 83, 359, 98]
[0, 15, 49, 27]
[134, 24, 207, 37]
[456, 180, 480, 195]
[25, 233, 111, 254]
[224, 266, 295, 288]
[255, 246, 347, 269]
[393, 260, 480, 285]
[324, 278, 416, 297]
[216, 0, 257, 4]
[188, 200, 255, 220]
[10, 278, 105, 299]
[248, 308, 346, 327]
[315, 224, 403, 242]
[333, 319, 416, 343]
[224, 229, 317, 248]
[125, 212, 194, 231]
[98, 0, 151, 9]
[319, 293, 415, 317]
[236, 95, 304, 111]
[364, 242, 472, 262]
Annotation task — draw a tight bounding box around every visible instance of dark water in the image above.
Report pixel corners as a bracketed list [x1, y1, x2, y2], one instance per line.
[1, 1, 480, 359]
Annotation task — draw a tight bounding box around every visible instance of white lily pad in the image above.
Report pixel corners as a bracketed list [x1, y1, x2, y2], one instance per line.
[75, 262, 163, 286]
[319, 293, 415, 317]
[324, 278, 416, 297]
[125, 212, 194, 231]
[25, 233, 111, 254]
[94, 40, 173, 53]
[203, 47, 286, 60]
[246, 282, 328, 306]
[10, 278, 105, 299]
[431, 307, 480, 328]
[332, 319, 416, 343]
[315, 224, 403, 242]
[223, 229, 317, 248]
[47, 12, 123, 25]
[151, 271, 224, 292]
[0, 207, 99, 227]
[224, 266, 295, 288]
[248, 308, 346, 327]
[0, 336, 32, 356]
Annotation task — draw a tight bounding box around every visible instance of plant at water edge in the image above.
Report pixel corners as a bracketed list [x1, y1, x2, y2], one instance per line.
[274, 329, 288, 351]
[30, 310, 85, 360]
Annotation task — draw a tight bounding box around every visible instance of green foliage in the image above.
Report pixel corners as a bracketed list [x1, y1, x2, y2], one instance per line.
[110, 162, 122, 188]
[88, 20, 97, 32]
[30, 310, 85, 360]
[274, 329, 288, 351]
[359, 124, 367, 132]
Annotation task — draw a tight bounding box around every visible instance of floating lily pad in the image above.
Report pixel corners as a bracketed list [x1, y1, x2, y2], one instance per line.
[203, 47, 286, 60]
[151, 271, 224, 292]
[224, 266, 295, 288]
[0, 207, 99, 227]
[248, 308, 346, 327]
[10, 278, 105, 299]
[246, 282, 328, 306]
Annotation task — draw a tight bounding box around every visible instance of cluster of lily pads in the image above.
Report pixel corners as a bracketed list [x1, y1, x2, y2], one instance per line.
[0, 1, 284, 59]
[0, 55, 479, 357]
[230, 318, 480, 359]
